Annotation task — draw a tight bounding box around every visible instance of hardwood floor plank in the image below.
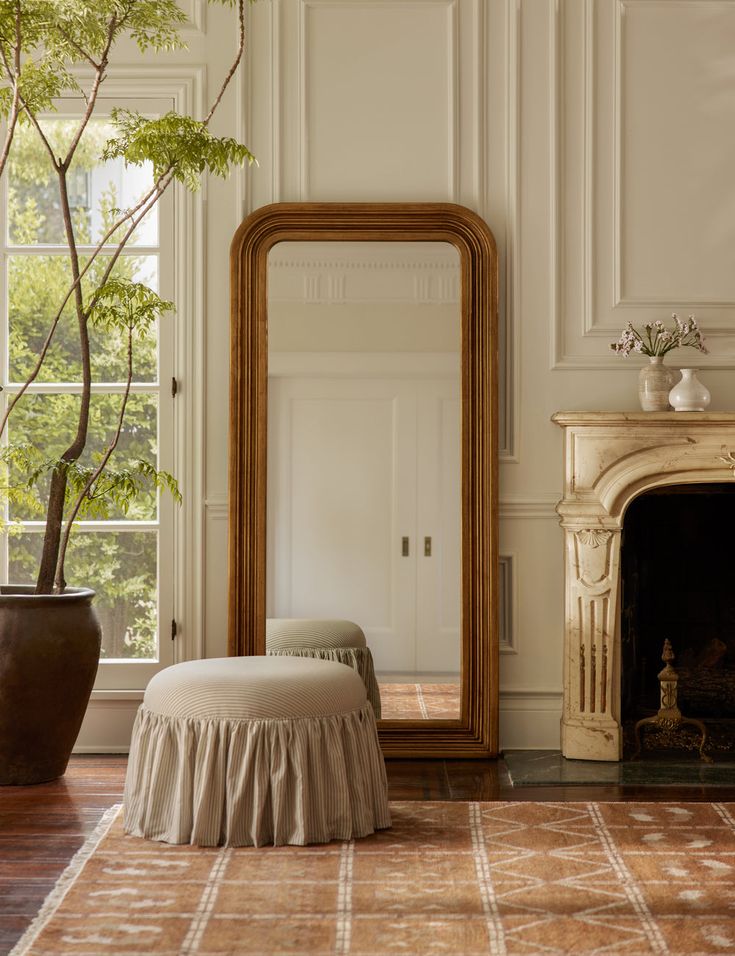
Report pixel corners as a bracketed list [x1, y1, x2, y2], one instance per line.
[0, 882, 56, 916]
[0, 916, 37, 952]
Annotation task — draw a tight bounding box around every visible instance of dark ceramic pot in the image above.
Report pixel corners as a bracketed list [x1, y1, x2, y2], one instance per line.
[0, 586, 101, 785]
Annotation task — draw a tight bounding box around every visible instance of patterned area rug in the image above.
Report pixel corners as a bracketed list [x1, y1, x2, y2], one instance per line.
[379, 682, 460, 719]
[11, 801, 735, 955]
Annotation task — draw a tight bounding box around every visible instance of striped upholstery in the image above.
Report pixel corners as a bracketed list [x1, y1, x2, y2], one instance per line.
[123, 656, 391, 848]
[266, 618, 367, 650]
[143, 655, 365, 719]
[266, 618, 382, 718]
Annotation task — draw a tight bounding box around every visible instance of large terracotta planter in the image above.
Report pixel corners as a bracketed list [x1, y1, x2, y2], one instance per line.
[0, 586, 101, 785]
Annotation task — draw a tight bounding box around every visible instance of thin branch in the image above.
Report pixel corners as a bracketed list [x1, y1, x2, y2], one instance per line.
[16, 88, 59, 167]
[53, 24, 100, 71]
[203, 0, 245, 127]
[0, 172, 171, 440]
[2, 17, 57, 167]
[0, 313, 65, 438]
[0, 2, 22, 178]
[86, 478, 119, 500]
[55, 323, 134, 591]
[91, 175, 171, 296]
[61, 14, 118, 169]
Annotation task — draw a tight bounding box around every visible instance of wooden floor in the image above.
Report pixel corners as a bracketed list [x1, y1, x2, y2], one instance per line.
[2, 755, 735, 955]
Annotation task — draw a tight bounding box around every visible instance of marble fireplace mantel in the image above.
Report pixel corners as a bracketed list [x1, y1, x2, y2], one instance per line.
[552, 411, 735, 761]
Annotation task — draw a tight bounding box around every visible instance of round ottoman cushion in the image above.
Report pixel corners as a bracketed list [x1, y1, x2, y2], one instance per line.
[144, 655, 366, 720]
[124, 655, 391, 848]
[266, 618, 367, 650]
[266, 619, 382, 718]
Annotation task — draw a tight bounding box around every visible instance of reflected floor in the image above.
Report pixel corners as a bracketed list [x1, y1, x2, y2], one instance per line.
[379, 682, 460, 719]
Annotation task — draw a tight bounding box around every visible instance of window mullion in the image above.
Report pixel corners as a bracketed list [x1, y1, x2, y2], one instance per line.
[6, 245, 160, 256]
[20, 520, 159, 532]
[4, 382, 161, 394]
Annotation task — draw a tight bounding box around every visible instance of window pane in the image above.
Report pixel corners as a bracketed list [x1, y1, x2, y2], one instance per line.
[7, 392, 159, 521]
[8, 120, 157, 247]
[8, 255, 158, 383]
[8, 530, 158, 660]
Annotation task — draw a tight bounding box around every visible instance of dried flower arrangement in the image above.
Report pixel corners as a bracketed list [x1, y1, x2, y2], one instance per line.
[610, 314, 708, 358]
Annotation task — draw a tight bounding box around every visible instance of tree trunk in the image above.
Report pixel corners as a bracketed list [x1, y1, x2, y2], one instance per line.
[35, 168, 92, 593]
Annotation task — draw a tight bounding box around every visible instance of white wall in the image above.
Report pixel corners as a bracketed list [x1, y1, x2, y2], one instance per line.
[207, 0, 735, 752]
[81, 0, 735, 752]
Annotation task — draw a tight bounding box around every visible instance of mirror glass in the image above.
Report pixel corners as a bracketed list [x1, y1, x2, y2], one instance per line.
[266, 240, 461, 721]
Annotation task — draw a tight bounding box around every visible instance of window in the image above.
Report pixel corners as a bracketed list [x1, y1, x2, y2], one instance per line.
[0, 99, 176, 690]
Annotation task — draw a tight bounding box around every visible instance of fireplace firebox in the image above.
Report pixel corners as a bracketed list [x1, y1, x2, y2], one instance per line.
[621, 484, 735, 758]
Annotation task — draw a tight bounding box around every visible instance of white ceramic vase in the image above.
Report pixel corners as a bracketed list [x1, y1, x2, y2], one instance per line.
[668, 368, 710, 412]
[638, 356, 676, 411]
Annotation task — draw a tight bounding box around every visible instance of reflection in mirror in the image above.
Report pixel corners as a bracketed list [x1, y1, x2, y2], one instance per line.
[266, 241, 461, 720]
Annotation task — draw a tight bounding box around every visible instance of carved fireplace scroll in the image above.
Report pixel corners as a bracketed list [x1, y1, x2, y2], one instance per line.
[553, 412, 735, 761]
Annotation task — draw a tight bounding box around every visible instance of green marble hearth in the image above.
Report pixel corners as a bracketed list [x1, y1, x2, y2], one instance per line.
[504, 750, 735, 787]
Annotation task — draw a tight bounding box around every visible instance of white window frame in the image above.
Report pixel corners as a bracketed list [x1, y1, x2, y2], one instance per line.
[0, 69, 206, 697]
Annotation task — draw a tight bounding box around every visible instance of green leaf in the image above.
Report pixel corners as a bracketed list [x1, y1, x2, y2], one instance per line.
[88, 278, 174, 337]
[102, 109, 256, 191]
[66, 456, 182, 521]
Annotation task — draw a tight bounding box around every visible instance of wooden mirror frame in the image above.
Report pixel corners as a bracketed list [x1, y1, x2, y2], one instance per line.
[228, 202, 499, 757]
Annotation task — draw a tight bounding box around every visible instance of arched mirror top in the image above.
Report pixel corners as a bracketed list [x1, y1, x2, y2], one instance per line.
[230, 201, 497, 265]
[228, 202, 499, 757]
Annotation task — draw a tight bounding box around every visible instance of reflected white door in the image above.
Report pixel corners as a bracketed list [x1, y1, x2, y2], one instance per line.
[415, 384, 461, 673]
[267, 374, 460, 674]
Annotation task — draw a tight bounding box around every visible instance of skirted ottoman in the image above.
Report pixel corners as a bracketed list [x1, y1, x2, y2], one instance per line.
[123, 656, 391, 847]
[266, 618, 382, 718]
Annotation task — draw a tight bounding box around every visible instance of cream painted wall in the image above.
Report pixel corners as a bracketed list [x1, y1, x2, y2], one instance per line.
[78, 0, 735, 751]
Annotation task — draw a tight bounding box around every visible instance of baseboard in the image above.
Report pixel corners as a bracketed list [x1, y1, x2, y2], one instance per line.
[73, 693, 142, 754]
[73, 688, 564, 755]
[498, 691, 562, 751]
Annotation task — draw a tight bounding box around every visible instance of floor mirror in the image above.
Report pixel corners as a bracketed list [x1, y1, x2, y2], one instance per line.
[228, 203, 499, 757]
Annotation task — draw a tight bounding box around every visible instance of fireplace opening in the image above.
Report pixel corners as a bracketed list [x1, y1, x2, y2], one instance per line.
[621, 482, 735, 759]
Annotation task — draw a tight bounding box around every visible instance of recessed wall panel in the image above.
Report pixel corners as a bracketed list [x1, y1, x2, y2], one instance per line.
[303, 0, 454, 199]
[621, 1, 735, 304]
[557, 0, 735, 367]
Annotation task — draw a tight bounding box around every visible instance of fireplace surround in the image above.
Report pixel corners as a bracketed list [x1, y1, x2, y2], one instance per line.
[553, 412, 735, 761]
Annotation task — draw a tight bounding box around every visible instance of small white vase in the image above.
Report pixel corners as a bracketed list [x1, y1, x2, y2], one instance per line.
[638, 356, 676, 411]
[668, 368, 710, 412]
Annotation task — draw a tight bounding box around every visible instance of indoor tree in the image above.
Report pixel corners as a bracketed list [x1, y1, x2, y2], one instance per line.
[0, 0, 255, 603]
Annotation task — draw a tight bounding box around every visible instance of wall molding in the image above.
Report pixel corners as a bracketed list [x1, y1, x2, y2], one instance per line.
[498, 553, 517, 654]
[205, 497, 228, 522]
[74, 687, 564, 753]
[499, 494, 560, 518]
[614, 0, 735, 312]
[499, 689, 563, 751]
[74, 696, 141, 753]
[207, 491, 561, 516]
[498, 0, 521, 461]
[178, 0, 206, 35]
[553, 0, 735, 369]
[299, 0, 459, 202]
[499, 687, 562, 700]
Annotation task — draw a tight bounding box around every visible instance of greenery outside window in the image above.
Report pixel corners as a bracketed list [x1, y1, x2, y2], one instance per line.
[1, 100, 176, 684]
